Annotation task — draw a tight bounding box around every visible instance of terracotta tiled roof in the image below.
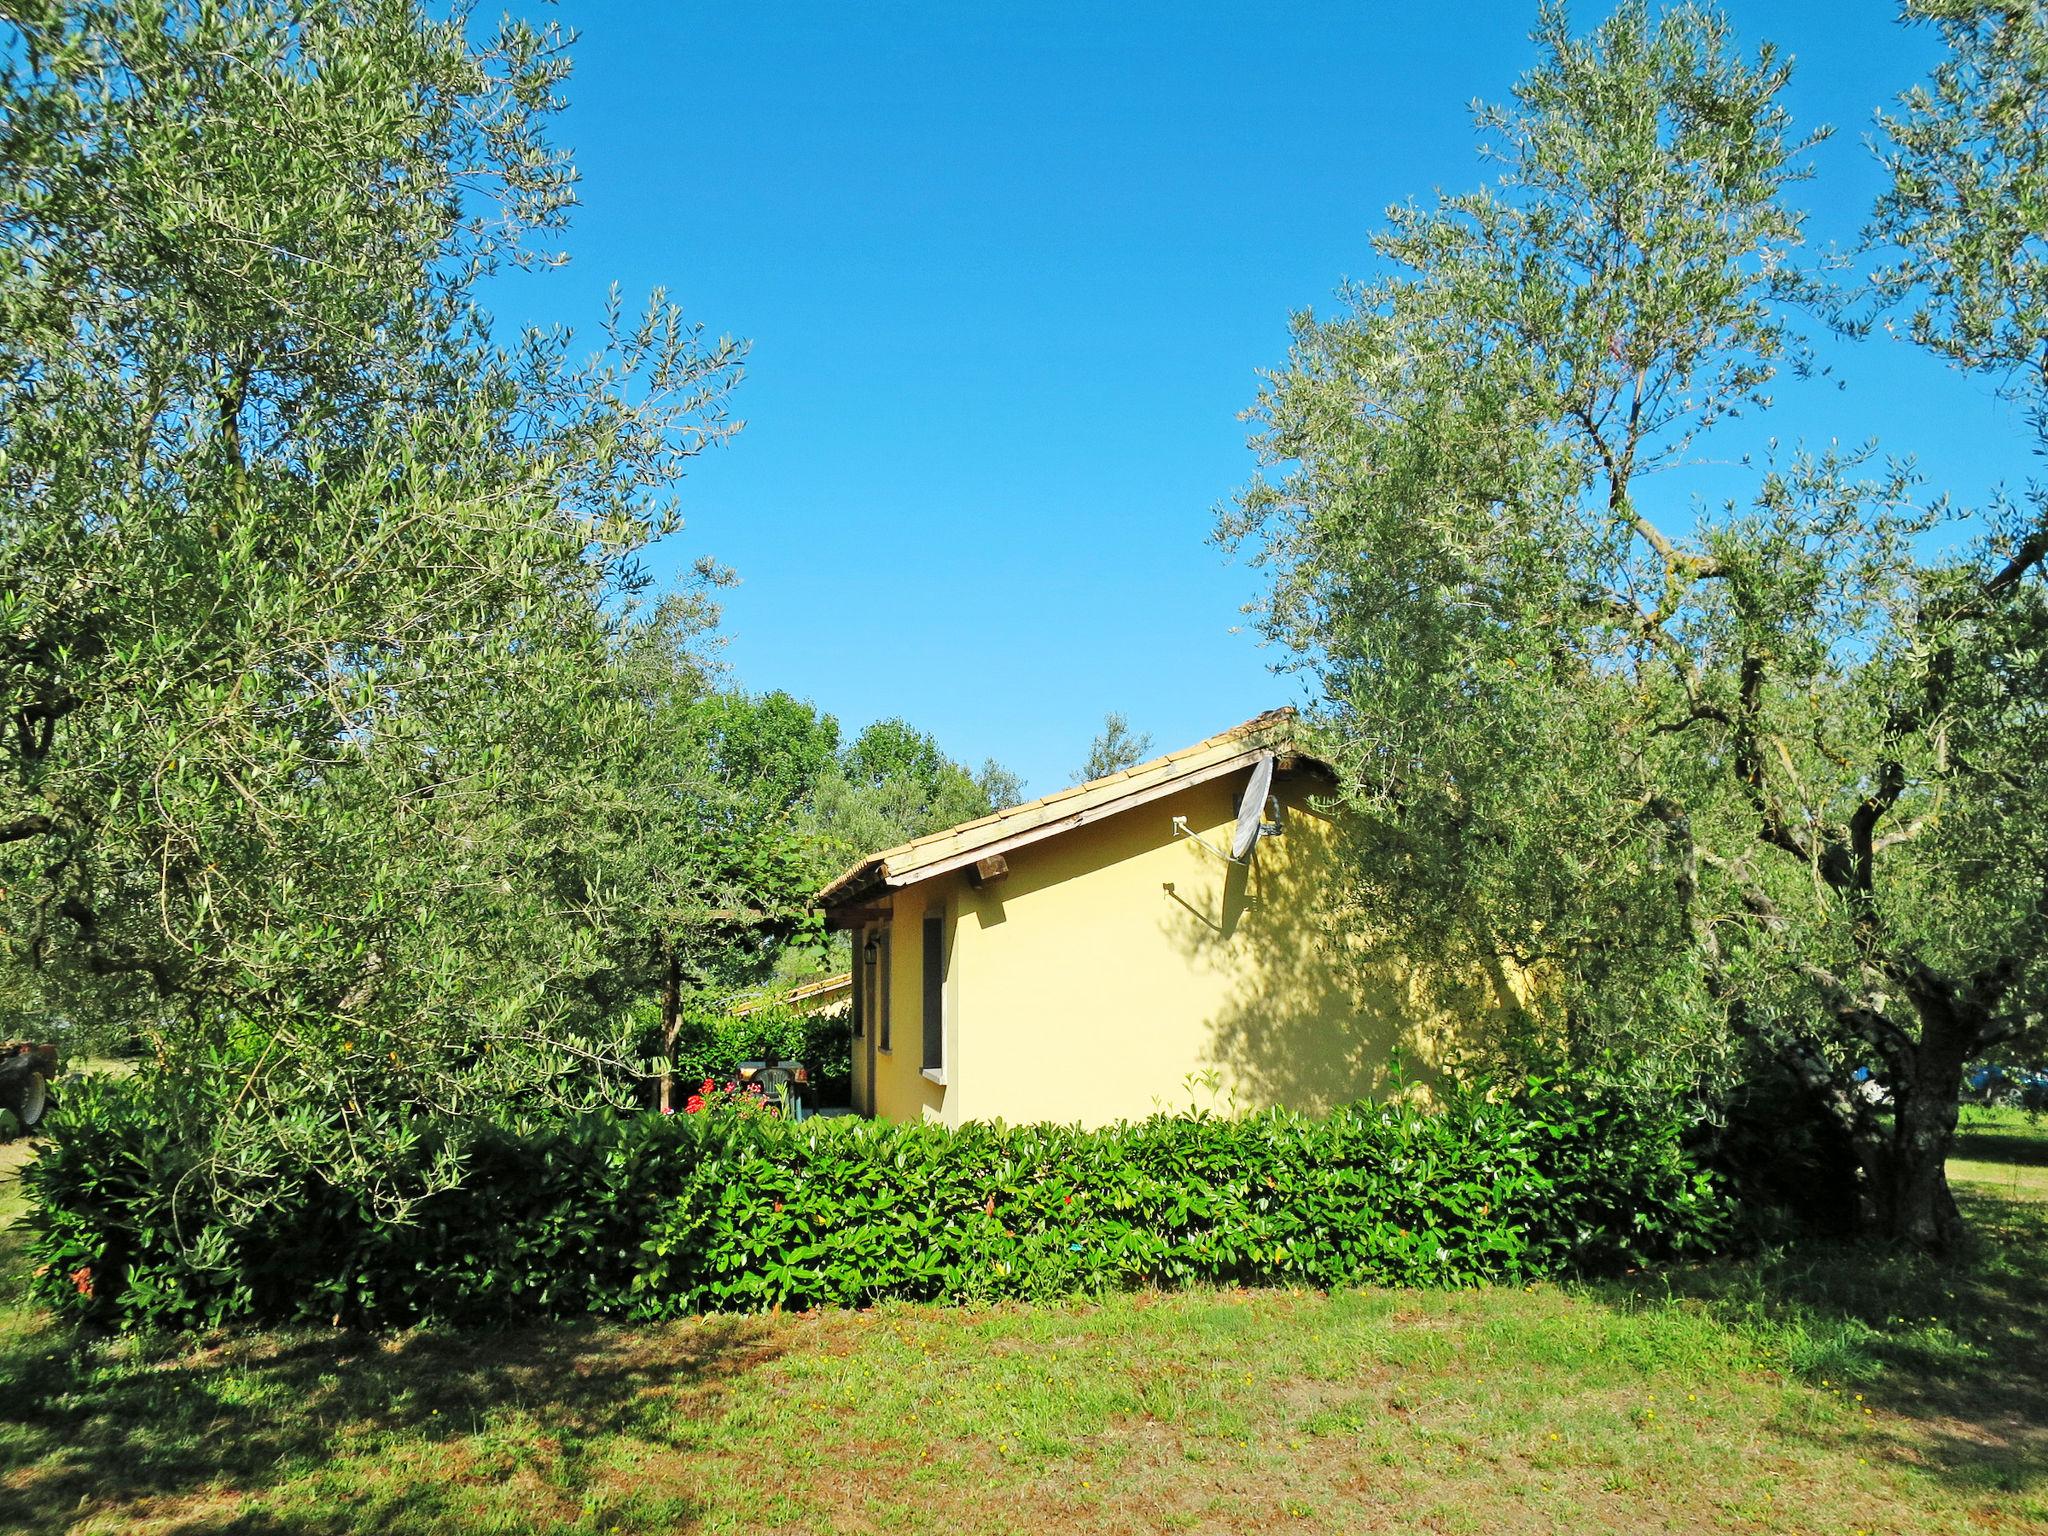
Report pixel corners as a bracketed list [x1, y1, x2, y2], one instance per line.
[817, 707, 1307, 907]
[731, 971, 853, 1016]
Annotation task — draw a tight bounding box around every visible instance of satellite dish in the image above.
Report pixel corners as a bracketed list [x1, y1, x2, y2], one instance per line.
[1231, 752, 1276, 860]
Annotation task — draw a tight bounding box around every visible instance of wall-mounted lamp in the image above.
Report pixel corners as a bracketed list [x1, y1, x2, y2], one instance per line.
[863, 935, 880, 967]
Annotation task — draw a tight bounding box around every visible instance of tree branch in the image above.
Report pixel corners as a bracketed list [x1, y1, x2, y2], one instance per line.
[1982, 521, 2048, 599]
[1731, 652, 1813, 862]
[1695, 848, 1915, 1057]
[0, 814, 54, 844]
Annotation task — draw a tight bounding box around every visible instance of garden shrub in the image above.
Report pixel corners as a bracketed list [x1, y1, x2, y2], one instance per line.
[651, 1000, 852, 1107]
[27, 1072, 1730, 1332]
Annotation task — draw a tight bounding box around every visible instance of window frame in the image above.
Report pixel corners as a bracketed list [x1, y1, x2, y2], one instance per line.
[921, 912, 945, 1076]
[874, 927, 892, 1054]
[851, 934, 866, 1039]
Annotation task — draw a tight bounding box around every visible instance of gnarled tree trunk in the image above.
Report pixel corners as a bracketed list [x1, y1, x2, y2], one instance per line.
[1881, 992, 1979, 1251]
[656, 946, 681, 1115]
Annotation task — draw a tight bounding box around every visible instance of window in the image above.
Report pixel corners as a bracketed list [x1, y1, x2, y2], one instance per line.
[922, 913, 944, 1074]
[876, 928, 892, 1053]
[851, 934, 866, 1039]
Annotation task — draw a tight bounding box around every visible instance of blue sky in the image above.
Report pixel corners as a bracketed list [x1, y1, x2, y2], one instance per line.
[485, 2, 2036, 795]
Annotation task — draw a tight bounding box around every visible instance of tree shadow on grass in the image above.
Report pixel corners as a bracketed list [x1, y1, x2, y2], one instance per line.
[0, 1259, 788, 1536]
[1582, 1189, 2047, 1502]
[1953, 1121, 2048, 1169]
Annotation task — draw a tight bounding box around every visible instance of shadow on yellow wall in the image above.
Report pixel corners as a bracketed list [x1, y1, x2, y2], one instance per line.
[1161, 781, 1536, 1112]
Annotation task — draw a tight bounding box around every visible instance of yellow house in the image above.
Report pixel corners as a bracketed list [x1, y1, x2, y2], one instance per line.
[819, 709, 1528, 1127]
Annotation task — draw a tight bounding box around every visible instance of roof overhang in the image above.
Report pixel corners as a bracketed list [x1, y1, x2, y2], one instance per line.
[817, 709, 1321, 916]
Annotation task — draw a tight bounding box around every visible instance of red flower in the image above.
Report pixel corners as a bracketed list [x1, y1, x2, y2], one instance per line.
[684, 1095, 706, 1114]
[68, 1265, 93, 1299]
[700, 1078, 716, 1095]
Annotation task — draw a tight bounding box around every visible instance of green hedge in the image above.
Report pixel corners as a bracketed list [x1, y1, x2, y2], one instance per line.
[26, 1073, 1730, 1332]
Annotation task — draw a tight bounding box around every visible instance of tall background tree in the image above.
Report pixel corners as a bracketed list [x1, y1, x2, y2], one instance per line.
[593, 616, 831, 1111]
[1072, 712, 1154, 784]
[1220, 0, 2046, 1248]
[805, 718, 1024, 874]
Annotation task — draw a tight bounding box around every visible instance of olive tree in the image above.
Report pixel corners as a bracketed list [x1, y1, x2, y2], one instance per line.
[0, 1, 745, 1210]
[1221, 1, 2046, 1248]
[1872, 0, 2048, 399]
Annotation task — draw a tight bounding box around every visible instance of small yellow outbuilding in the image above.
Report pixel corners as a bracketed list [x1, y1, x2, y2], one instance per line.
[818, 709, 1526, 1127]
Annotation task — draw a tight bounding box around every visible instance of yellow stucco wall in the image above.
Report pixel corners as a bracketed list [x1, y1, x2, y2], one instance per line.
[848, 765, 1531, 1129]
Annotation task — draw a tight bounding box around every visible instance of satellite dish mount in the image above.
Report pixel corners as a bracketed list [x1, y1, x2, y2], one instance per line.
[1173, 752, 1282, 864]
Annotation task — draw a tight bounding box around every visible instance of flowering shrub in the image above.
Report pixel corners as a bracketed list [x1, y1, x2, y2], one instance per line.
[680, 1078, 777, 1116]
[27, 1072, 1730, 1331]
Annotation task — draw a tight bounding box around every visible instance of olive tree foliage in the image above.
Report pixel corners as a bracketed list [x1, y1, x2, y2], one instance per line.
[1871, 0, 2048, 396]
[1219, 1, 2047, 1248]
[1862, 0, 2048, 1049]
[0, 1, 745, 1211]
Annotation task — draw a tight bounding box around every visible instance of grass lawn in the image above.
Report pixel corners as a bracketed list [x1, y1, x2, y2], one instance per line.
[1953, 1104, 2048, 1206]
[0, 1113, 2042, 1534]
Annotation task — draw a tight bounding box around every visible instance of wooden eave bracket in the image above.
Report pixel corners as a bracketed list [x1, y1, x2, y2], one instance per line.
[823, 901, 891, 931]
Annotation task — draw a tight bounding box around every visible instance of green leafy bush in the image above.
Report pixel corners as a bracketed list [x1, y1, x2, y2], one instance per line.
[27, 1072, 1728, 1332]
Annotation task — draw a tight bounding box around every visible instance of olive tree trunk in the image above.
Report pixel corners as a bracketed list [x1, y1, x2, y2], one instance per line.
[656, 946, 682, 1115]
[1879, 996, 1979, 1251]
